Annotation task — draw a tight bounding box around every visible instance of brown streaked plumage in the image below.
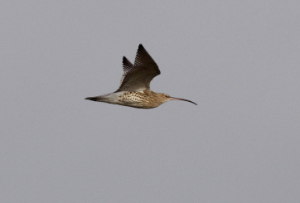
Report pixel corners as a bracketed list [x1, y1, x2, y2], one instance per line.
[85, 44, 197, 109]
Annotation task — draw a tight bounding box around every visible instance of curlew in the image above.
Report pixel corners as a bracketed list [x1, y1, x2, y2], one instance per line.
[85, 44, 197, 109]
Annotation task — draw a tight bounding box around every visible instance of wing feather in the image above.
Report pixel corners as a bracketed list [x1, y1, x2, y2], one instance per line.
[115, 44, 161, 92]
[122, 56, 133, 73]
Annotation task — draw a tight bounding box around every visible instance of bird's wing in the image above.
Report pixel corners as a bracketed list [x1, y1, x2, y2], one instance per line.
[116, 56, 133, 91]
[122, 56, 133, 73]
[115, 44, 161, 92]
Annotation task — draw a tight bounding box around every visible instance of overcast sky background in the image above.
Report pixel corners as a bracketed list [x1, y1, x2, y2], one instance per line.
[1, 1, 300, 202]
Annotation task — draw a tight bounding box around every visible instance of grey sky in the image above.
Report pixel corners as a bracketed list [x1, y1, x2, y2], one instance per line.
[1, 1, 300, 202]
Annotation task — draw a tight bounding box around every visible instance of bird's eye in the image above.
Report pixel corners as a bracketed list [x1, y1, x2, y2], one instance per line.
[165, 95, 169, 98]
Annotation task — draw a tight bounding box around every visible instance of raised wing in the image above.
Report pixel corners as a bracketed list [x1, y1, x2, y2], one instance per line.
[115, 44, 161, 92]
[122, 56, 133, 73]
[116, 56, 133, 91]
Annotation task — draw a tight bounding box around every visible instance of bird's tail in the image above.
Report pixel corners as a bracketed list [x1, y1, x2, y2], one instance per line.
[85, 96, 100, 102]
[85, 93, 117, 103]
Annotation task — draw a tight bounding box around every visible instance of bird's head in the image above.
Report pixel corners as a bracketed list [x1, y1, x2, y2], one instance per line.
[157, 93, 197, 106]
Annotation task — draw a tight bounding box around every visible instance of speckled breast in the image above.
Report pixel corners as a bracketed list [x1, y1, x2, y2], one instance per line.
[118, 91, 159, 109]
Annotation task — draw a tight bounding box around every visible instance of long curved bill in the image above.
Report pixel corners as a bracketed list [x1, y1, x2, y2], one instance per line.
[170, 97, 197, 105]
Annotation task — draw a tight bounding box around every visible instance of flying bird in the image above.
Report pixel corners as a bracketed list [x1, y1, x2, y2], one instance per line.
[86, 44, 197, 109]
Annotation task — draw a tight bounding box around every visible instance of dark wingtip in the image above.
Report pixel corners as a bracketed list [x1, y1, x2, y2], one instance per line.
[123, 56, 130, 63]
[122, 56, 133, 69]
[137, 44, 147, 55]
[138, 44, 144, 49]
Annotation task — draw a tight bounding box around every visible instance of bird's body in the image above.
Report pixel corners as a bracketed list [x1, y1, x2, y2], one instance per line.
[87, 90, 171, 109]
[86, 44, 196, 109]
